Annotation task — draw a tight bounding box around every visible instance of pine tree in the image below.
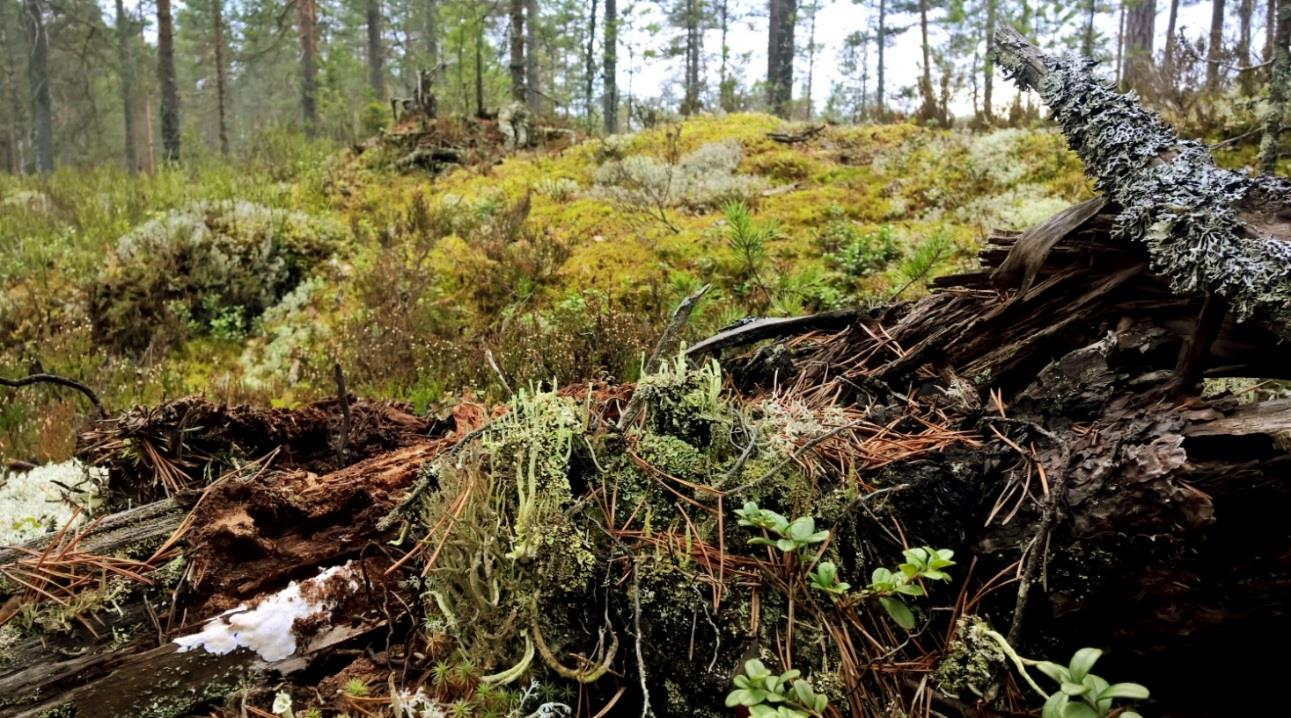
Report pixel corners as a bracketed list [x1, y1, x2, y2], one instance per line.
[157, 0, 180, 162]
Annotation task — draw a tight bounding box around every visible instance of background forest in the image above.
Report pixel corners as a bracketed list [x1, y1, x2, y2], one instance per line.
[1, 0, 1287, 462]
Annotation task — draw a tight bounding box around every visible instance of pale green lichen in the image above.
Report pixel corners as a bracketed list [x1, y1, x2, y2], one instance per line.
[0, 460, 105, 546]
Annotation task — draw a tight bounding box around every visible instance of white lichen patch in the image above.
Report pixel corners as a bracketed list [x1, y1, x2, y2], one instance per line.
[0, 460, 104, 546]
[174, 562, 359, 662]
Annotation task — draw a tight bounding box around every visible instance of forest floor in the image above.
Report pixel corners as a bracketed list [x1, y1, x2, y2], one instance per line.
[0, 113, 1106, 461]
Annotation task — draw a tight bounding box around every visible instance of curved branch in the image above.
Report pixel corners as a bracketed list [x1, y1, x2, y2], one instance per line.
[0, 373, 107, 418]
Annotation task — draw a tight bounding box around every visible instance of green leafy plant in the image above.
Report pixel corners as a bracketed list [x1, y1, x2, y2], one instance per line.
[735, 502, 830, 554]
[866, 547, 956, 629]
[807, 560, 850, 596]
[725, 658, 829, 718]
[983, 631, 1149, 718]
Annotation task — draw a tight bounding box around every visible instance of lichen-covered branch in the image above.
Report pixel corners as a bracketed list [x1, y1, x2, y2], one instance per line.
[991, 26, 1291, 331]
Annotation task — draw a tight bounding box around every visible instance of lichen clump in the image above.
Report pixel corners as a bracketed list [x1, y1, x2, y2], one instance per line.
[0, 460, 104, 545]
[932, 615, 1007, 698]
[91, 200, 346, 353]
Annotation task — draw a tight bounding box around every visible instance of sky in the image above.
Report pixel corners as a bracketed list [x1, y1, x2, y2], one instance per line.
[626, 1, 1228, 118]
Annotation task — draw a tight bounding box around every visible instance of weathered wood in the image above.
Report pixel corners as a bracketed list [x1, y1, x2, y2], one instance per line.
[0, 498, 183, 566]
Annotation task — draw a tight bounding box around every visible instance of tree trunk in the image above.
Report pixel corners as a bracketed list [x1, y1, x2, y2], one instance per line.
[1082, 0, 1097, 57]
[1161, 0, 1182, 77]
[1122, 0, 1156, 94]
[918, 0, 935, 122]
[24, 0, 51, 173]
[426, 0, 438, 67]
[526, 0, 539, 113]
[114, 0, 136, 172]
[876, 0, 886, 118]
[584, 0, 597, 125]
[803, 0, 818, 119]
[682, 0, 701, 115]
[156, 0, 180, 163]
[1237, 0, 1255, 93]
[367, 0, 385, 100]
[603, 0, 618, 132]
[212, 0, 229, 156]
[1116, 0, 1126, 84]
[509, 0, 525, 103]
[982, 0, 996, 123]
[1206, 0, 1227, 91]
[718, 0, 735, 112]
[1260, 0, 1289, 173]
[767, 0, 795, 117]
[474, 13, 485, 118]
[299, 0, 319, 135]
[0, 0, 22, 173]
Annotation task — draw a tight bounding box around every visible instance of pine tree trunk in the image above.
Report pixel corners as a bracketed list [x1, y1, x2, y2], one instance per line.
[367, 0, 385, 100]
[876, 0, 886, 118]
[983, 0, 996, 123]
[718, 0, 734, 111]
[682, 0, 701, 115]
[509, 0, 525, 103]
[212, 0, 229, 156]
[804, 0, 817, 119]
[918, 0, 934, 122]
[474, 13, 485, 118]
[299, 0, 319, 135]
[1082, 0, 1097, 57]
[426, 0, 438, 67]
[584, 0, 597, 125]
[0, 0, 22, 173]
[1260, 0, 1289, 173]
[1238, 0, 1256, 93]
[1161, 0, 1182, 77]
[526, 0, 539, 113]
[767, 0, 795, 117]
[1122, 0, 1156, 94]
[603, 0, 618, 132]
[1206, 0, 1227, 91]
[25, 0, 52, 173]
[156, 0, 180, 163]
[114, 0, 136, 172]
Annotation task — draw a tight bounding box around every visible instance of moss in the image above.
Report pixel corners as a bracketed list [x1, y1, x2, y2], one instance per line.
[932, 616, 1007, 698]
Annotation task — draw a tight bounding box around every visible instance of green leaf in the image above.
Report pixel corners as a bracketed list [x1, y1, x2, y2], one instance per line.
[1060, 681, 1089, 697]
[786, 517, 816, 542]
[749, 705, 779, 718]
[780, 669, 801, 682]
[726, 688, 760, 707]
[734, 676, 752, 689]
[1042, 692, 1068, 718]
[776, 538, 800, 552]
[813, 561, 837, 582]
[1067, 648, 1102, 683]
[895, 583, 925, 597]
[880, 596, 916, 630]
[749, 537, 778, 547]
[1120, 713, 1143, 718]
[745, 659, 771, 681]
[792, 679, 815, 706]
[922, 569, 951, 582]
[871, 567, 893, 585]
[903, 547, 929, 565]
[1060, 702, 1098, 718]
[1099, 683, 1150, 701]
[807, 530, 830, 544]
[1035, 661, 1070, 684]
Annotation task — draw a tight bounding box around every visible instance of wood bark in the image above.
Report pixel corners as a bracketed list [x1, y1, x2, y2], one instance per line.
[767, 0, 796, 117]
[584, 0, 597, 125]
[156, 0, 180, 163]
[367, 0, 385, 100]
[211, 0, 229, 156]
[681, 0, 702, 115]
[1260, 0, 1289, 173]
[2, 0, 25, 174]
[298, 0, 319, 134]
[509, 0, 525, 103]
[1122, 0, 1156, 93]
[603, 0, 618, 131]
[1206, 0, 1227, 91]
[1163, 0, 1180, 77]
[114, 0, 136, 172]
[23, 0, 50, 173]
[525, 0, 539, 113]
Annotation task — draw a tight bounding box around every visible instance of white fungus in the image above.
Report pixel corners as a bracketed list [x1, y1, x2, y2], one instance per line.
[174, 562, 358, 662]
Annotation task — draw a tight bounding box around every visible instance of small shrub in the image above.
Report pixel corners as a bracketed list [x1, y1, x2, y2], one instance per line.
[91, 200, 346, 354]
